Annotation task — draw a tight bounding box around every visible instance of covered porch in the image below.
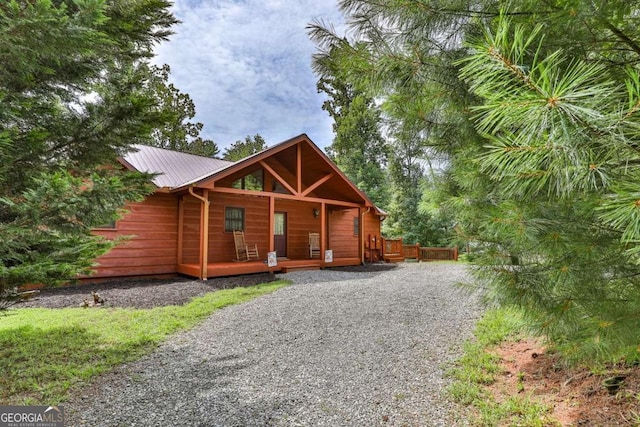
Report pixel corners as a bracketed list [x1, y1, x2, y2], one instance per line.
[170, 135, 383, 280]
[175, 190, 369, 279]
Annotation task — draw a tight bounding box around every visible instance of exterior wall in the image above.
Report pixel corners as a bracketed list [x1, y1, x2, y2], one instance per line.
[181, 196, 201, 264]
[363, 209, 382, 238]
[182, 193, 270, 263]
[327, 208, 381, 260]
[273, 199, 322, 260]
[91, 191, 380, 279]
[328, 208, 360, 258]
[91, 192, 179, 278]
[208, 193, 270, 263]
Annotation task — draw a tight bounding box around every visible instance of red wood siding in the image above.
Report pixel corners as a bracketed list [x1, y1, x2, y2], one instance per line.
[181, 193, 271, 264]
[91, 193, 179, 278]
[181, 196, 202, 264]
[328, 208, 359, 258]
[363, 209, 381, 239]
[207, 194, 270, 263]
[273, 199, 322, 259]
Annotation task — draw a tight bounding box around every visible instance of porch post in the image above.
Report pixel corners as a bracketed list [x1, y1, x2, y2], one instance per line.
[189, 187, 210, 280]
[269, 196, 275, 252]
[320, 202, 326, 262]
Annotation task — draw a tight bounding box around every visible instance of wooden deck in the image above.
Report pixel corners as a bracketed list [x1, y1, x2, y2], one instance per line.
[177, 257, 361, 279]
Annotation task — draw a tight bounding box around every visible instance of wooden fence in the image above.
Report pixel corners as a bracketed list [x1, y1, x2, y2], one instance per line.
[379, 238, 458, 262]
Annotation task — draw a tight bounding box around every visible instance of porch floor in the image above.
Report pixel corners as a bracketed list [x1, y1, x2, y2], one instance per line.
[177, 257, 361, 279]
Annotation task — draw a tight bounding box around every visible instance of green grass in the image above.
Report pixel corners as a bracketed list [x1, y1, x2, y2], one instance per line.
[0, 280, 288, 405]
[447, 308, 560, 426]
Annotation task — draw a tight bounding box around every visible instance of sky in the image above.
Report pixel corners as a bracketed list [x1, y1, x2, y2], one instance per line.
[153, 0, 346, 152]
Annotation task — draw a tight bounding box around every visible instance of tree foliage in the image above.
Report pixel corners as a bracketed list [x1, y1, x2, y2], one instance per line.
[311, 40, 390, 208]
[145, 64, 219, 157]
[321, 0, 640, 362]
[309, 7, 461, 246]
[459, 12, 640, 363]
[222, 134, 267, 161]
[0, 0, 177, 292]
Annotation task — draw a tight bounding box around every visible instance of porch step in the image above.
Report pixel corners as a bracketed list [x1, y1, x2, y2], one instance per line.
[383, 255, 405, 263]
[282, 264, 321, 273]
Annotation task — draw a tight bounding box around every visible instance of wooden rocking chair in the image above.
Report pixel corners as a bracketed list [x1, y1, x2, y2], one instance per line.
[309, 232, 321, 259]
[233, 230, 259, 262]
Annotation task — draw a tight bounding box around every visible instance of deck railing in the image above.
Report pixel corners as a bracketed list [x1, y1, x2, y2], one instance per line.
[383, 238, 403, 255]
[379, 238, 458, 262]
[419, 247, 458, 261]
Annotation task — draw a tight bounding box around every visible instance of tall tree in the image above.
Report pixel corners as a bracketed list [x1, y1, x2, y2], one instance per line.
[145, 64, 219, 157]
[0, 0, 177, 295]
[309, 10, 459, 244]
[223, 134, 267, 161]
[311, 41, 390, 208]
[317, 0, 640, 362]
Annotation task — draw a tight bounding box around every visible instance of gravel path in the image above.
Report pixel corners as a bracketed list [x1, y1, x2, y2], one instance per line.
[65, 263, 481, 426]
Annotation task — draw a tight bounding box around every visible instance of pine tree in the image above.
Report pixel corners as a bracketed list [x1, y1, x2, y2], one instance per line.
[321, 0, 640, 362]
[0, 0, 178, 294]
[459, 12, 640, 363]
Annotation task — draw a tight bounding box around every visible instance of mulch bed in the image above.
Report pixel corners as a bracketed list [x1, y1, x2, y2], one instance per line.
[18, 273, 277, 310]
[17, 263, 399, 310]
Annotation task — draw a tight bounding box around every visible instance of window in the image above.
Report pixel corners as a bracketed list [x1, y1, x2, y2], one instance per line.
[94, 220, 116, 230]
[225, 207, 245, 232]
[231, 170, 264, 191]
[353, 216, 359, 236]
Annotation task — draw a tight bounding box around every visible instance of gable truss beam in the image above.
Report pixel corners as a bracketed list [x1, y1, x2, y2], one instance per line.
[260, 160, 298, 196]
[301, 173, 334, 197]
[209, 186, 362, 208]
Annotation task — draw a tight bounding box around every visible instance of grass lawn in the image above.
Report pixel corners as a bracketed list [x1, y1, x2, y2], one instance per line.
[0, 280, 288, 405]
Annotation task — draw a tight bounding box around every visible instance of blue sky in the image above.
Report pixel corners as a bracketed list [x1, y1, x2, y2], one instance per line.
[153, 0, 345, 152]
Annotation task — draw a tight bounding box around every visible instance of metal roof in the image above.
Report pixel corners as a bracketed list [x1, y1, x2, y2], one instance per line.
[119, 138, 385, 216]
[175, 134, 302, 189]
[121, 145, 232, 188]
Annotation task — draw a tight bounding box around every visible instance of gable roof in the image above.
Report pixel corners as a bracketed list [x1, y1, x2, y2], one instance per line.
[119, 145, 232, 188]
[119, 135, 383, 213]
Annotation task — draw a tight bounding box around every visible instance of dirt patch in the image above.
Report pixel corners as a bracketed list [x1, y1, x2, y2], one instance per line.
[488, 339, 640, 426]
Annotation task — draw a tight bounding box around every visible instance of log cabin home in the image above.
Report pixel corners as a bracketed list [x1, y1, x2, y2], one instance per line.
[91, 134, 385, 280]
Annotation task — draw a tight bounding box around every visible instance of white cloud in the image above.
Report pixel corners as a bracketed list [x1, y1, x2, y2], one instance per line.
[152, 0, 345, 151]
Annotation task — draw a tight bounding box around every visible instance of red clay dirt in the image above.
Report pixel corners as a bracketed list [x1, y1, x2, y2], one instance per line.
[487, 339, 640, 426]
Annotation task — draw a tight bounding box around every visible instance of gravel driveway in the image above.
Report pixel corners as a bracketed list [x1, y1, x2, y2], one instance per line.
[65, 263, 481, 426]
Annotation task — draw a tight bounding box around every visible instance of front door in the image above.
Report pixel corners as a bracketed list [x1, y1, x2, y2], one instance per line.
[274, 212, 287, 257]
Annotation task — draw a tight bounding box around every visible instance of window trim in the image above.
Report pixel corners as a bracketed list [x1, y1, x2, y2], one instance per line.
[353, 216, 359, 236]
